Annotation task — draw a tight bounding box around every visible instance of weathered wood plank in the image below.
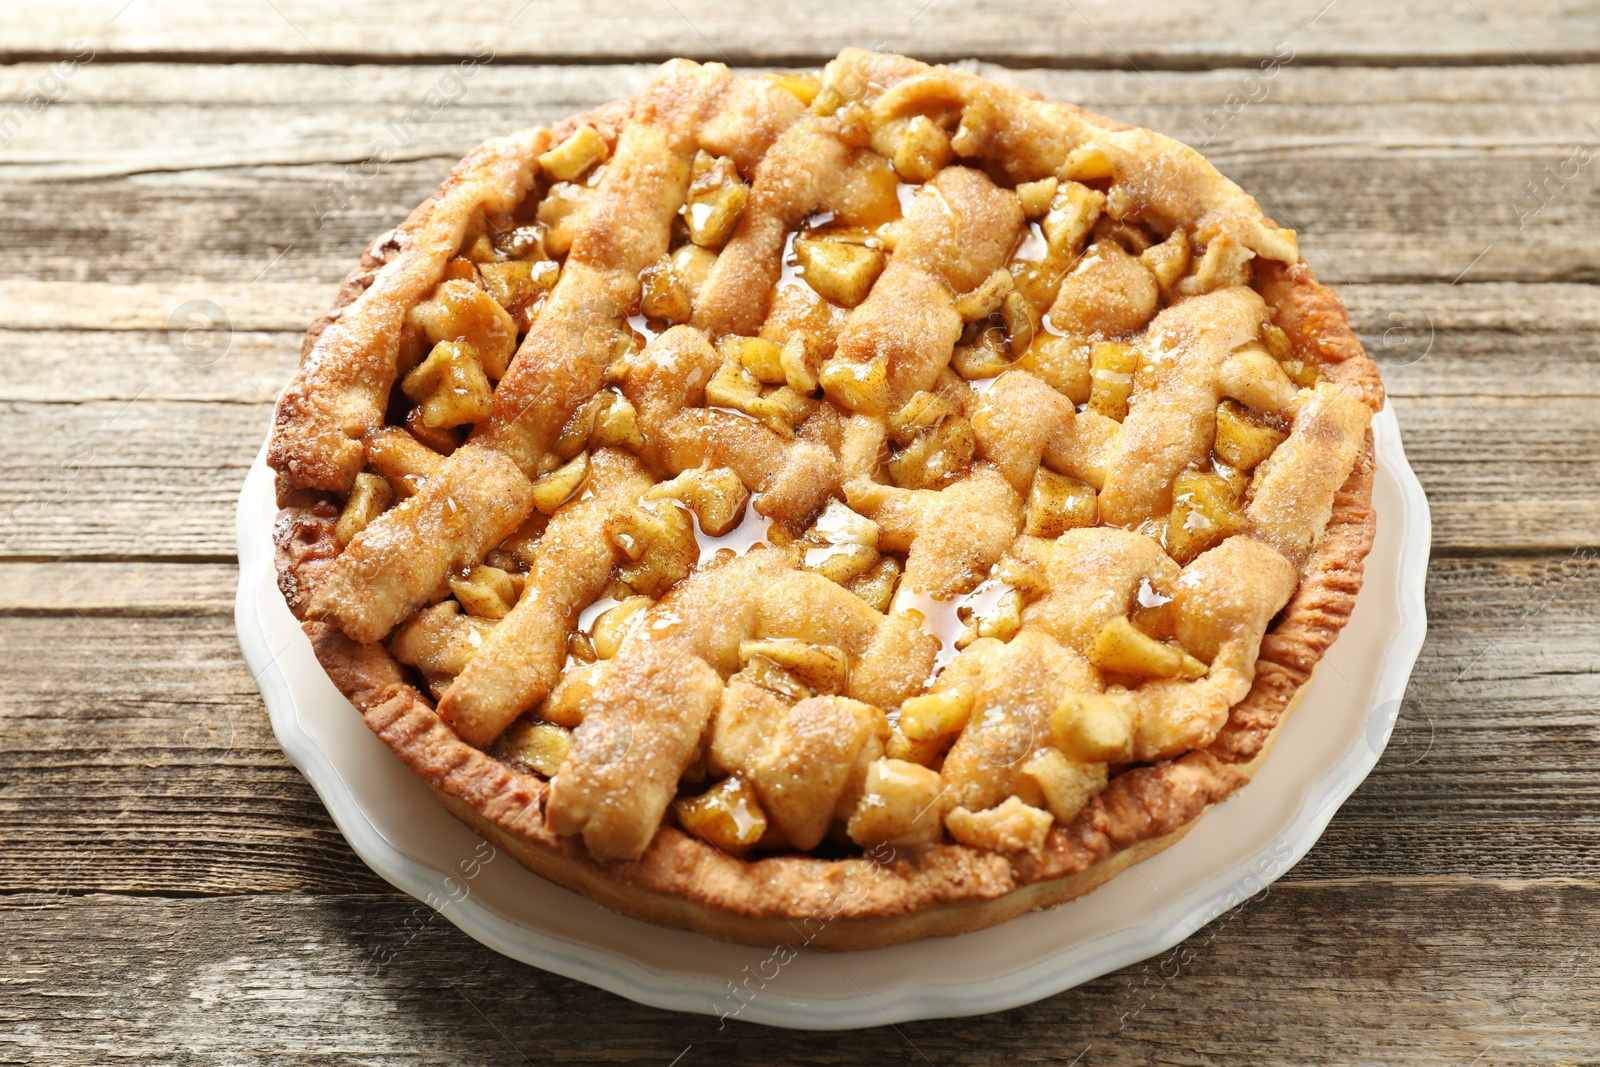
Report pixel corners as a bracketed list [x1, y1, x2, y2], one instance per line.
[1, 63, 1594, 285]
[0, 400, 269, 560]
[0, 561, 237, 613]
[8, 0, 1600, 67]
[2, 387, 1595, 558]
[0, 283, 334, 334]
[0, 329, 304, 403]
[2, 155, 1581, 288]
[1399, 394, 1600, 551]
[4, 282, 1594, 401]
[3, 63, 1597, 179]
[2, 555, 1596, 896]
[1, 886, 1595, 1063]
[0, 602, 387, 897]
[0, 64, 653, 181]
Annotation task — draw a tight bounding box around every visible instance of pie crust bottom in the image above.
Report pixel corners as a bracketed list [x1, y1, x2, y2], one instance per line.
[273, 194, 1380, 952]
[432, 679, 1309, 950]
[282, 442, 1370, 949]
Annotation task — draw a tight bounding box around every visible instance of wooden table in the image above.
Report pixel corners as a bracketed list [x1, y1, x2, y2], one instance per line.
[4, 2, 1598, 1062]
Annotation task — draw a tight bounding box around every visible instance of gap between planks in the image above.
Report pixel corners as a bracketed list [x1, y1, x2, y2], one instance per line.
[8, 48, 1600, 70]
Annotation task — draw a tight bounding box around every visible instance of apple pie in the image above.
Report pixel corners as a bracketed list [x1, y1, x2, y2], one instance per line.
[270, 50, 1383, 949]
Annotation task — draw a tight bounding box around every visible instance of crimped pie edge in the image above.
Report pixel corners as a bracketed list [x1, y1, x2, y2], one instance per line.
[269, 75, 1382, 949]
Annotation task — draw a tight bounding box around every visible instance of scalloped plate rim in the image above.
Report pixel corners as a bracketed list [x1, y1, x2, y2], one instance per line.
[236, 403, 1429, 1030]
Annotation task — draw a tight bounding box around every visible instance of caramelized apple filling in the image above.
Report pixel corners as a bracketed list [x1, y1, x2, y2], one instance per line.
[286, 51, 1376, 868]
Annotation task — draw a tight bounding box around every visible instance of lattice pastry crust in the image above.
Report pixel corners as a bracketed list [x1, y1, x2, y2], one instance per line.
[271, 51, 1383, 948]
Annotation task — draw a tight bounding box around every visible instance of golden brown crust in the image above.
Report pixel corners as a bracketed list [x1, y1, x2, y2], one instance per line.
[268, 55, 1384, 948]
[1257, 259, 1386, 413]
[270, 128, 549, 494]
[269, 92, 640, 500]
[273, 423, 1374, 950]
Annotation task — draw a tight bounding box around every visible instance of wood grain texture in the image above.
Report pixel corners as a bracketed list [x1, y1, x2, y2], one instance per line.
[4, 284, 1598, 558]
[10, 153, 1585, 285]
[4, 62, 1596, 176]
[1, 63, 1596, 286]
[0, 560, 237, 612]
[8, 280, 1598, 377]
[2, 887, 1596, 1064]
[0, 9, 1594, 1060]
[8, 0, 1600, 66]
[3, 557, 1595, 896]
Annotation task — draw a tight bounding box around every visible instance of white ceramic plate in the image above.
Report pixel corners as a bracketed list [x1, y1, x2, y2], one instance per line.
[237, 405, 1429, 1030]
